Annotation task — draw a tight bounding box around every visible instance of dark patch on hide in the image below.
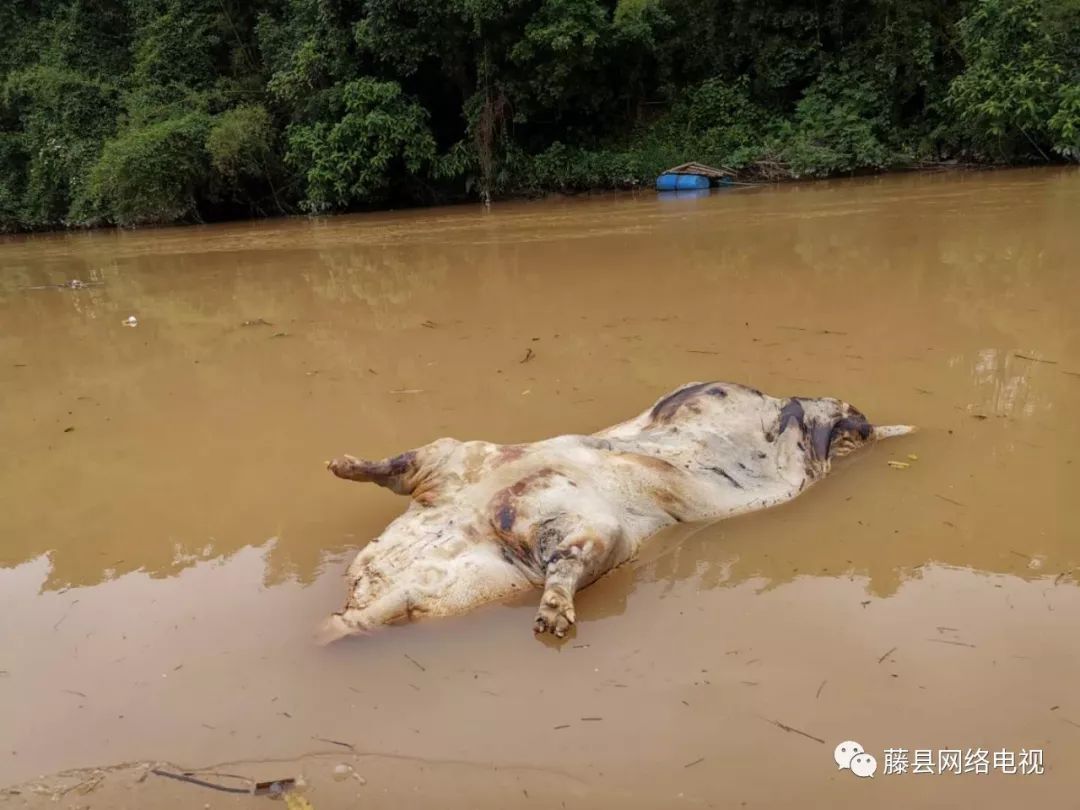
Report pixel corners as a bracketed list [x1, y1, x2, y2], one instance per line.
[490, 469, 567, 569]
[834, 416, 873, 440]
[649, 382, 723, 423]
[536, 518, 566, 566]
[497, 503, 516, 532]
[778, 399, 806, 436]
[707, 466, 744, 488]
[810, 421, 833, 460]
[494, 445, 527, 466]
[385, 451, 417, 475]
[811, 415, 873, 460]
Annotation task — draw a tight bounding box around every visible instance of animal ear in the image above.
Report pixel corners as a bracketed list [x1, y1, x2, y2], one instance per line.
[326, 451, 420, 495]
[809, 420, 835, 460]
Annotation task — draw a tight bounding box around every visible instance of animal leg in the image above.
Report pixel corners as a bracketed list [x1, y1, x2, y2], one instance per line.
[533, 526, 618, 638]
[326, 453, 420, 495]
[317, 590, 412, 643]
[327, 439, 459, 497]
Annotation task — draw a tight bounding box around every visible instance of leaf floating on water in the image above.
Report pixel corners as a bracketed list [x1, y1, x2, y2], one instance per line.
[887, 460, 910, 469]
[388, 388, 424, 395]
[285, 794, 315, 810]
[906, 453, 919, 461]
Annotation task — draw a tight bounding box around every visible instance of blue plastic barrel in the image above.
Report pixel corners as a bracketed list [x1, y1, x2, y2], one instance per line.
[656, 173, 710, 191]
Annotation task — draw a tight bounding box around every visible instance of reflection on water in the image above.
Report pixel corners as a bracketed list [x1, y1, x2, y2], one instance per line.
[1, 168, 1078, 798]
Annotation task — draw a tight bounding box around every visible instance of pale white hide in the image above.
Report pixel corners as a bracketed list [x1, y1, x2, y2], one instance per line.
[323, 381, 914, 639]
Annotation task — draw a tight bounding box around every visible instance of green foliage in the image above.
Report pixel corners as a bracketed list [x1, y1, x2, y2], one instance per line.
[510, 0, 609, 112]
[1049, 83, 1080, 159]
[207, 104, 274, 179]
[285, 78, 436, 211]
[1, 0, 1078, 230]
[1, 65, 118, 227]
[777, 65, 893, 176]
[130, 0, 218, 91]
[0, 133, 28, 228]
[948, 0, 1080, 160]
[75, 112, 212, 226]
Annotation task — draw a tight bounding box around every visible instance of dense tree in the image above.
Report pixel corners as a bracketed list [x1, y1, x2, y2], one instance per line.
[0, 0, 1077, 230]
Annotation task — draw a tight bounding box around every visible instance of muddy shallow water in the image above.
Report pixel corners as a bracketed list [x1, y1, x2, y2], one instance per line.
[1, 169, 1078, 808]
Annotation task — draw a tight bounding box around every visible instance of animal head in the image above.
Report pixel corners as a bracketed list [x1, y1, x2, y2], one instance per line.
[790, 397, 914, 461]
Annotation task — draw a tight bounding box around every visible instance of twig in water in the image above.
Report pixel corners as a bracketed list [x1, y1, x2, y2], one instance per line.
[778, 326, 848, 336]
[816, 680, 827, 699]
[934, 493, 966, 507]
[877, 646, 898, 664]
[684, 757, 705, 768]
[312, 736, 354, 749]
[150, 769, 251, 794]
[53, 600, 79, 630]
[404, 653, 426, 672]
[926, 638, 976, 648]
[1014, 353, 1057, 365]
[767, 719, 825, 744]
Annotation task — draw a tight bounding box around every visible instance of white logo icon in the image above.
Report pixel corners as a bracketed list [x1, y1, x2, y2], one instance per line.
[834, 740, 865, 770]
[851, 753, 878, 778]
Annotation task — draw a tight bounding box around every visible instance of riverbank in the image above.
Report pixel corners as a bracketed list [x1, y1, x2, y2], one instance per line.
[3, 0, 1078, 233]
[0, 161, 1028, 239]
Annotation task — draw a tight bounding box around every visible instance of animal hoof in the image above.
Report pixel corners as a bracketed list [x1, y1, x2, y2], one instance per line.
[533, 592, 575, 638]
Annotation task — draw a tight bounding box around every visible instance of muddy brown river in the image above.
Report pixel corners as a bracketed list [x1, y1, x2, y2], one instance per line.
[1, 169, 1078, 808]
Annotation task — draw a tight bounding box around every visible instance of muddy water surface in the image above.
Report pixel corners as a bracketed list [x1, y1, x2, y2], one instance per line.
[1, 169, 1078, 808]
